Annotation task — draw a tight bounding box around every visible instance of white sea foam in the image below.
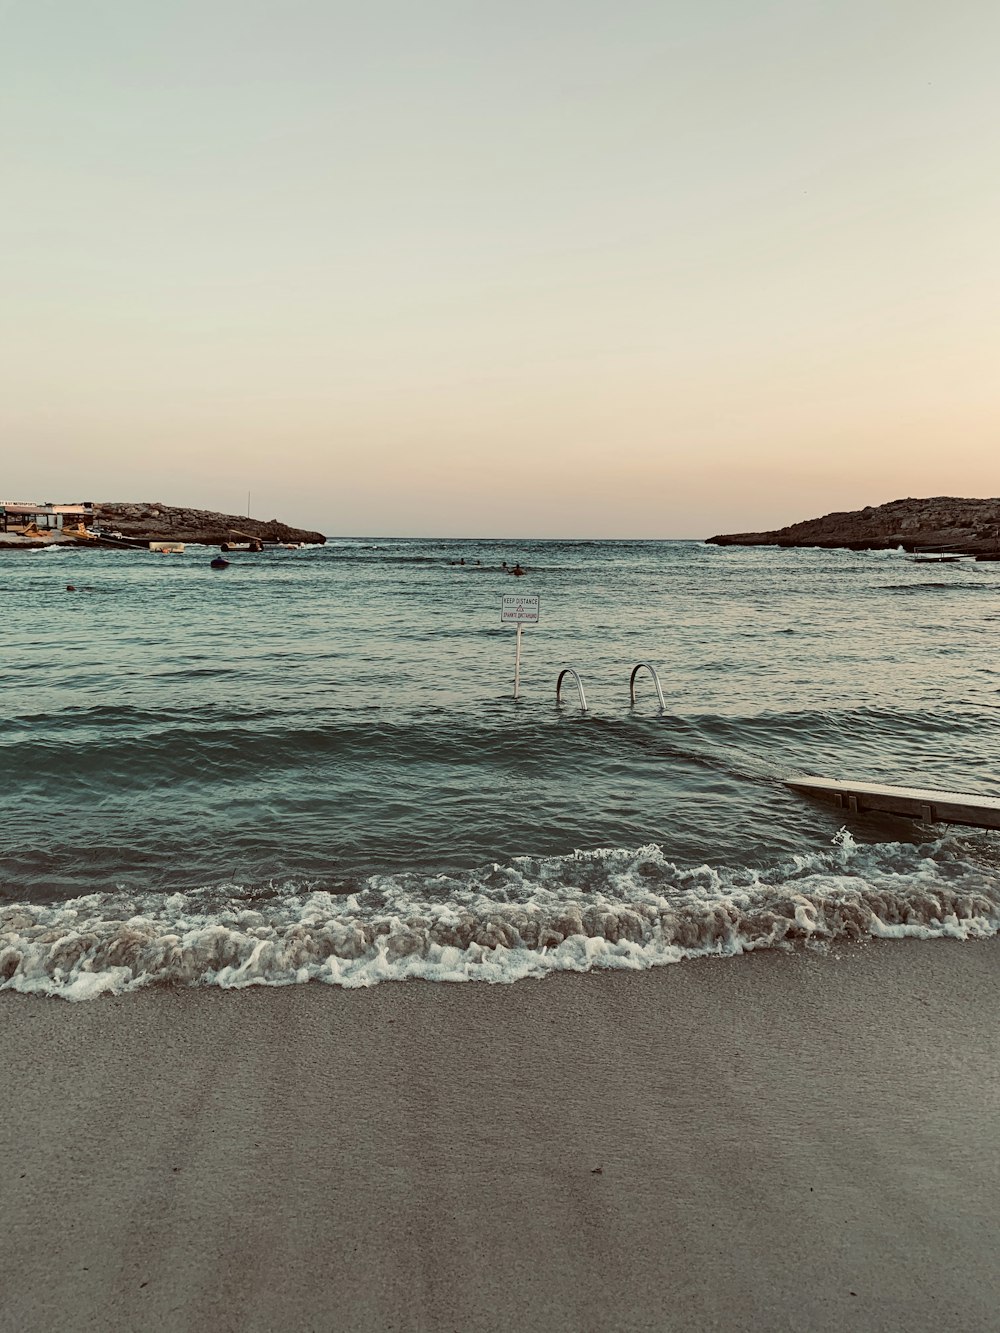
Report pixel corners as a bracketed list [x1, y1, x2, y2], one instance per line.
[2, 831, 998, 1000]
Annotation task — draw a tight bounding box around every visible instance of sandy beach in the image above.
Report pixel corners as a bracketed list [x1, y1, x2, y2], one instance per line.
[2, 938, 997, 1332]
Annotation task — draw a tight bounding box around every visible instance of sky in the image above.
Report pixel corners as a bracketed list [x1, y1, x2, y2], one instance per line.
[2, 0, 998, 537]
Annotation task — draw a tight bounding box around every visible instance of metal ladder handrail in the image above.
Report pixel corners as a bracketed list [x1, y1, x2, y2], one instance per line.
[629, 662, 666, 712]
[556, 667, 588, 712]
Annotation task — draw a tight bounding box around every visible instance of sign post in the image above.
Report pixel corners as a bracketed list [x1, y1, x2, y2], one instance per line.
[501, 594, 540, 700]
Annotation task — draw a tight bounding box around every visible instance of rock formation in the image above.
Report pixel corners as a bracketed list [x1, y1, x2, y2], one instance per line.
[707, 497, 1000, 559]
[92, 502, 325, 546]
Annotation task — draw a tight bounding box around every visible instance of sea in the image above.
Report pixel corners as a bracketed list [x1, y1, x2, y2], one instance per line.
[3, 537, 999, 1000]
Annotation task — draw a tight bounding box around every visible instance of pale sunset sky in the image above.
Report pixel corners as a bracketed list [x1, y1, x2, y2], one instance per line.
[2, 1, 998, 536]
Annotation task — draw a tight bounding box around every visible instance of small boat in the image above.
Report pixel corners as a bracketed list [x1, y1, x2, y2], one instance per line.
[906, 554, 966, 564]
[210, 556, 230, 570]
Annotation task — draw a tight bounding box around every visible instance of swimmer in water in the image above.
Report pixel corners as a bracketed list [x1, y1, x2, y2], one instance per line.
[510, 563, 526, 576]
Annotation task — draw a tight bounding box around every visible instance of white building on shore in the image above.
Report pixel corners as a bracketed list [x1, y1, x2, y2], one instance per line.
[0, 501, 94, 534]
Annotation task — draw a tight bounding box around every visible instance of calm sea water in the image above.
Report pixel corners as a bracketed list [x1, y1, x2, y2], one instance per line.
[3, 538, 999, 998]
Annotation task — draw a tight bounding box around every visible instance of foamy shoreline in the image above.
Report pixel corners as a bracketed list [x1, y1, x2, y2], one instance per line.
[6, 833, 999, 1000]
[3, 938, 997, 1332]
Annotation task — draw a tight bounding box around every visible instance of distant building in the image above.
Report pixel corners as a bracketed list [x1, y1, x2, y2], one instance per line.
[0, 501, 94, 533]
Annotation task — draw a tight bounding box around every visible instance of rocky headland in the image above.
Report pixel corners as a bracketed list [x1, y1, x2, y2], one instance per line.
[0, 501, 324, 550]
[90, 502, 325, 546]
[707, 497, 1000, 559]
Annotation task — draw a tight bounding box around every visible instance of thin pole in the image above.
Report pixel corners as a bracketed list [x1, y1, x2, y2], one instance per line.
[247, 490, 251, 518]
[514, 623, 523, 700]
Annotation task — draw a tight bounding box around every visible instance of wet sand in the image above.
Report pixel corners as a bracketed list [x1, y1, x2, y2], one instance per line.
[2, 938, 998, 1332]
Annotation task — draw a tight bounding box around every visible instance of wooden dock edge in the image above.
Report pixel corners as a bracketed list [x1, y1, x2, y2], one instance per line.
[787, 776, 1000, 831]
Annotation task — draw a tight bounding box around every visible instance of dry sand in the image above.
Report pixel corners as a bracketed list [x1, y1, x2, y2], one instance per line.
[2, 938, 998, 1332]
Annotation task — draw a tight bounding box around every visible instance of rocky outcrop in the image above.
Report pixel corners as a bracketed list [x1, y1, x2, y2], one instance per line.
[92, 502, 325, 546]
[707, 497, 1000, 559]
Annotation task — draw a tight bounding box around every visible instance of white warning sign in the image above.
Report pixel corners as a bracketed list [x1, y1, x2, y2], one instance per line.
[500, 594, 539, 625]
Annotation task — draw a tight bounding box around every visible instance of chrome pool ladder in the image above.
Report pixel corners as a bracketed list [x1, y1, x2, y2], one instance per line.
[556, 667, 588, 712]
[629, 662, 666, 712]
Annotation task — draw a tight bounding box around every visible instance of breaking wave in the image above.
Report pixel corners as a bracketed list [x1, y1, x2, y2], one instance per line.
[3, 831, 998, 1001]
